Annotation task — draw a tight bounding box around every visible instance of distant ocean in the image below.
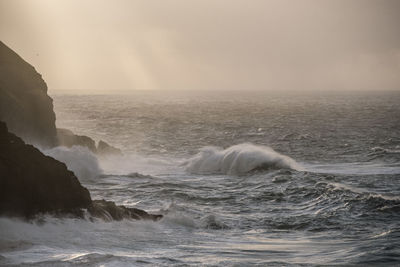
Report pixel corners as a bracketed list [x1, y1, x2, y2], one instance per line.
[1, 91, 400, 266]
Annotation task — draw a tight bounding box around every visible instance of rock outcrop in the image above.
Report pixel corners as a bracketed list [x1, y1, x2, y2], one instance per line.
[0, 121, 91, 218]
[97, 140, 123, 155]
[89, 200, 162, 221]
[0, 42, 150, 221]
[0, 41, 57, 147]
[0, 41, 121, 154]
[57, 128, 97, 152]
[0, 121, 161, 221]
[57, 128, 122, 155]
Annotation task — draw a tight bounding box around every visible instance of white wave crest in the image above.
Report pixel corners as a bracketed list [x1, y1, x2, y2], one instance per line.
[185, 143, 301, 175]
[43, 145, 102, 181]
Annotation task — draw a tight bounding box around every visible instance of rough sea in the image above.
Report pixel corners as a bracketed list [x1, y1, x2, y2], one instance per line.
[1, 91, 400, 266]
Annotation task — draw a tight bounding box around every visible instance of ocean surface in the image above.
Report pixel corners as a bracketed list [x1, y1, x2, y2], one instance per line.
[1, 91, 400, 266]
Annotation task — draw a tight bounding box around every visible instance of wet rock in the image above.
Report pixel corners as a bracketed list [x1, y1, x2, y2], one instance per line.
[0, 121, 162, 221]
[88, 199, 162, 221]
[0, 43, 158, 222]
[0, 121, 92, 218]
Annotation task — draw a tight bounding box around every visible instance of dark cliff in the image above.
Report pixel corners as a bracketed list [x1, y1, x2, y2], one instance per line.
[0, 41, 57, 147]
[0, 120, 161, 221]
[0, 121, 91, 218]
[0, 41, 121, 153]
[0, 42, 154, 221]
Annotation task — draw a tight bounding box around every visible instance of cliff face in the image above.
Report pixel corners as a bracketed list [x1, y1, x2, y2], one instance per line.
[0, 120, 161, 221]
[0, 121, 92, 218]
[0, 43, 157, 221]
[0, 41, 57, 147]
[0, 41, 121, 152]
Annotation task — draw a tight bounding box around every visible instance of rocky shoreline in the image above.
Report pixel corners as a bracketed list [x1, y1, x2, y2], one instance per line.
[0, 120, 161, 221]
[0, 41, 161, 222]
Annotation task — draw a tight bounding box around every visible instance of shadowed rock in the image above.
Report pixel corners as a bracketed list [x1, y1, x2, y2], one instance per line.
[0, 42, 153, 222]
[89, 200, 162, 221]
[0, 41, 121, 153]
[0, 121, 91, 218]
[57, 129, 122, 155]
[0, 121, 162, 221]
[97, 140, 122, 155]
[57, 128, 97, 152]
[0, 41, 57, 147]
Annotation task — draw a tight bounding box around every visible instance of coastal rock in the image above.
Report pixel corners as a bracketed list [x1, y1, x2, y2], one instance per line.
[89, 200, 162, 221]
[0, 121, 162, 221]
[0, 121, 91, 218]
[0, 43, 154, 221]
[57, 128, 97, 152]
[0, 41, 57, 147]
[0, 41, 121, 152]
[97, 140, 122, 155]
[57, 128, 122, 155]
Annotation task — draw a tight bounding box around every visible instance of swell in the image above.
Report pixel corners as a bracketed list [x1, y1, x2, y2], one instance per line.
[184, 143, 302, 175]
[245, 175, 400, 232]
[368, 146, 400, 162]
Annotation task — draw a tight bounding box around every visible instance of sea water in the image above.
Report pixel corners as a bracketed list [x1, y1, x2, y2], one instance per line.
[1, 91, 400, 266]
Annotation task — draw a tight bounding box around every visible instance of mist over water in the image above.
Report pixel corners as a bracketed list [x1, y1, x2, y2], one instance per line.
[43, 146, 102, 181]
[1, 91, 400, 266]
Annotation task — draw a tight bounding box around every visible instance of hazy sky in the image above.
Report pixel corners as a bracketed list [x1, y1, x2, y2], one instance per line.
[1, 0, 400, 93]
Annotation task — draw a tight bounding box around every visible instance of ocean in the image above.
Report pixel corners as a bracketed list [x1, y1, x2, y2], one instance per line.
[1, 91, 400, 266]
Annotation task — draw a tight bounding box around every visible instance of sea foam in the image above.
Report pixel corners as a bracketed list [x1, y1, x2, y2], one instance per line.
[185, 143, 301, 175]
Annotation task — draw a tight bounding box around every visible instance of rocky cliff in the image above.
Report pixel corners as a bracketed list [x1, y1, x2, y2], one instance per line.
[0, 120, 161, 221]
[0, 121, 91, 218]
[0, 41, 121, 154]
[0, 41, 57, 147]
[0, 42, 157, 221]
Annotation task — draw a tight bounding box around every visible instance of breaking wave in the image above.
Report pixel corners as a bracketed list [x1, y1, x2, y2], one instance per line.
[185, 143, 302, 175]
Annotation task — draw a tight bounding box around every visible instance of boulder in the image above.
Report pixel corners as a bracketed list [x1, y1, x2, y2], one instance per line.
[0, 41, 57, 147]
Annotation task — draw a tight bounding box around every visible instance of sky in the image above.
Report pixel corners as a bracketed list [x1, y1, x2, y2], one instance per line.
[0, 0, 400, 93]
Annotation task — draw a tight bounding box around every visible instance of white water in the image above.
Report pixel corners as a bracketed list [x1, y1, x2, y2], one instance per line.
[43, 146, 102, 181]
[0, 216, 169, 266]
[185, 143, 302, 175]
[97, 153, 181, 177]
[2, 93, 400, 266]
